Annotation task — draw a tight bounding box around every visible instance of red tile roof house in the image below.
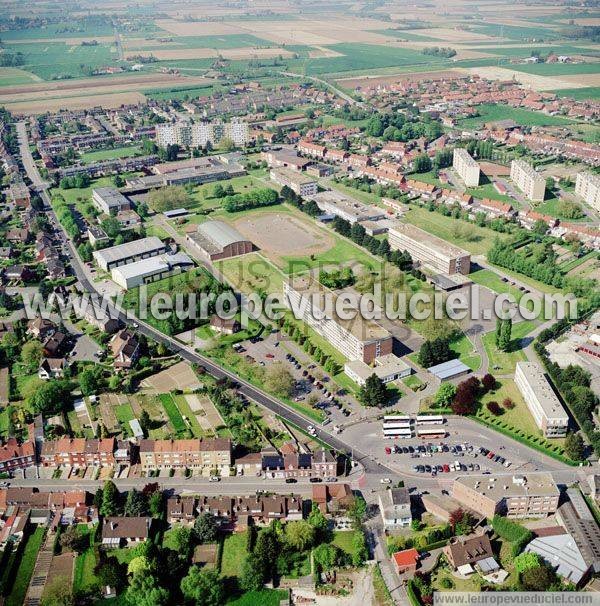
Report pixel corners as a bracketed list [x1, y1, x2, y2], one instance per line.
[102, 516, 152, 548]
[393, 548, 420, 576]
[0, 438, 36, 474]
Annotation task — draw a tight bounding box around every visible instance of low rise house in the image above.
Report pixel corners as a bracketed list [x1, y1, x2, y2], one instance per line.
[392, 548, 420, 576]
[38, 357, 67, 380]
[102, 516, 152, 548]
[110, 329, 140, 369]
[443, 532, 496, 574]
[209, 315, 240, 335]
[167, 496, 197, 525]
[27, 318, 57, 341]
[379, 487, 412, 528]
[138, 438, 232, 471]
[0, 439, 36, 474]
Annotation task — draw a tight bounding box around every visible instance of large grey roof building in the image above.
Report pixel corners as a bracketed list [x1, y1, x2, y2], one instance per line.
[111, 252, 194, 290]
[186, 220, 252, 261]
[92, 187, 131, 215]
[93, 237, 167, 271]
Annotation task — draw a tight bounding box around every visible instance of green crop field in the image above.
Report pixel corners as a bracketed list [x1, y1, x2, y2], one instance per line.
[135, 34, 274, 50]
[144, 85, 215, 101]
[374, 29, 440, 42]
[469, 23, 560, 40]
[284, 43, 449, 76]
[510, 62, 600, 76]
[548, 86, 600, 100]
[4, 41, 117, 80]
[0, 67, 40, 86]
[469, 45, 593, 57]
[1, 21, 116, 40]
[458, 103, 574, 129]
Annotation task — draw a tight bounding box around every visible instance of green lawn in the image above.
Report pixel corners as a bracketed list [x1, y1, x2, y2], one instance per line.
[173, 394, 205, 437]
[482, 320, 536, 375]
[332, 531, 355, 555]
[548, 86, 600, 101]
[510, 62, 600, 76]
[159, 393, 187, 435]
[226, 590, 289, 606]
[458, 103, 574, 129]
[6, 526, 46, 606]
[72, 525, 98, 594]
[403, 207, 511, 255]
[220, 532, 248, 577]
[80, 145, 142, 164]
[0, 67, 40, 86]
[449, 333, 481, 371]
[114, 403, 135, 425]
[216, 252, 285, 296]
[402, 375, 425, 391]
[469, 268, 529, 302]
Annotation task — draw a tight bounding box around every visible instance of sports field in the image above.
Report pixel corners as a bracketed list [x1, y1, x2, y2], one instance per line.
[458, 103, 575, 128]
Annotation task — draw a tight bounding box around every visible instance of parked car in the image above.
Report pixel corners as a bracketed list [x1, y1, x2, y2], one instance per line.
[285, 478, 297, 484]
[380, 478, 392, 484]
[309, 477, 322, 483]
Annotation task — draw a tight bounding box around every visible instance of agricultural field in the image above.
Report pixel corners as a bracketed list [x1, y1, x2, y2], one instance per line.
[458, 103, 575, 129]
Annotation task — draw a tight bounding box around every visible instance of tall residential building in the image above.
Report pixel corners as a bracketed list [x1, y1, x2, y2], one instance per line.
[138, 438, 232, 470]
[453, 148, 480, 187]
[575, 172, 600, 212]
[452, 473, 560, 519]
[388, 223, 471, 275]
[270, 167, 318, 197]
[283, 276, 393, 364]
[510, 159, 546, 202]
[155, 119, 249, 149]
[514, 361, 569, 438]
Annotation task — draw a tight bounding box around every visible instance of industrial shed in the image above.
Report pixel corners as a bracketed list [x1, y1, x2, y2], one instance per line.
[186, 220, 253, 261]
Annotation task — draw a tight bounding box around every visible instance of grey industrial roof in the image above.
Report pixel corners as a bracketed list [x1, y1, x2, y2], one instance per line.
[112, 252, 193, 280]
[195, 221, 249, 252]
[525, 534, 589, 585]
[93, 187, 129, 208]
[93, 236, 165, 265]
[428, 358, 471, 380]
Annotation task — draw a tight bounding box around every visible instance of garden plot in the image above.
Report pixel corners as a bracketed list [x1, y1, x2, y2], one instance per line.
[184, 393, 225, 432]
[141, 361, 202, 392]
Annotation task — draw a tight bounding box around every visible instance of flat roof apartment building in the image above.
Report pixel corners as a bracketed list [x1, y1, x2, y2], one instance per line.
[515, 361, 569, 438]
[155, 119, 249, 148]
[575, 172, 600, 212]
[388, 223, 471, 275]
[93, 237, 167, 272]
[453, 148, 480, 187]
[452, 473, 560, 519]
[283, 275, 393, 364]
[92, 187, 131, 215]
[270, 167, 318, 197]
[510, 159, 546, 202]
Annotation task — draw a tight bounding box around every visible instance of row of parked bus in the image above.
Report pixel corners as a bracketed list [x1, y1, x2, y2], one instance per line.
[382, 415, 446, 439]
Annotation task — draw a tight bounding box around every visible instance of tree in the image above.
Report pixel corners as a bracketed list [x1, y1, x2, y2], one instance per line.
[486, 401, 502, 415]
[28, 380, 71, 415]
[521, 564, 556, 591]
[148, 490, 164, 518]
[147, 185, 191, 212]
[313, 543, 340, 572]
[413, 154, 432, 173]
[125, 572, 169, 606]
[254, 528, 279, 581]
[513, 552, 540, 573]
[172, 525, 193, 559]
[358, 374, 389, 408]
[41, 577, 74, 606]
[482, 373, 496, 392]
[124, 488, 148, 517]
[347, 495, 367, 528]
[264, 362, 295, 398]
[100, 480, 119, 517]
[564, 432, 585, 461]
[240, 553, 265, 591]
[180, 567, 224, 606]
[78, 366, 104, 396]
[95, 558, 127, 591]
[101, 216, 121, 239]
[434, 383, 456, 408]
[285, 520, 315, 552]
[59, 525, 88, 554]
[351, 530, 368, 566]
[128, 555, 152, 577]
[308, 503, 330, 544]
[212, 184, 225, 198]
[21, 340, 43, 372]
[193, 513, 218, 544]
[497, 318, 512, 352]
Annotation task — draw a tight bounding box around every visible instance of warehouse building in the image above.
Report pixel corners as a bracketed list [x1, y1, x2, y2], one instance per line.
[452, 473, 560, 519]
[93, 237, 168, 272]
[111, 252, 194, 290]
[270, 167, 318, 197]
[575, 172, 600, 212]
[283, 275, 393, 364]
[92, 187, 132, 215]
[510, 159, 546, 202]
[388, 224, 471, 275]
[453, 148, 480, 187]
[311, 190, 385, 224]
[187, 221, 253, 261]
[514, 361, 569, 438]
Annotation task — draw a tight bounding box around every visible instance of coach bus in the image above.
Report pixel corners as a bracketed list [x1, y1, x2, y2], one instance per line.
[383, 415, 412, 423]
[415, 415, 445, 425]
[383, 427, 413, 439]
[382, 421, 412, 430]
[416, 427, 447, 439]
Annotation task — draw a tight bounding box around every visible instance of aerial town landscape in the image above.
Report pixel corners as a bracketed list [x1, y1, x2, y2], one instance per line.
[0, 0, 600, 605]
